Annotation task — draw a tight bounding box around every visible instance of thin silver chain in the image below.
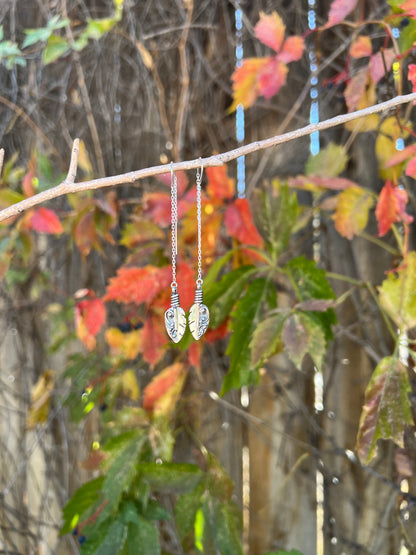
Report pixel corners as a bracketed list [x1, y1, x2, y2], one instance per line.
[196, 159, 203, 285]
[170, 162, 178, 288]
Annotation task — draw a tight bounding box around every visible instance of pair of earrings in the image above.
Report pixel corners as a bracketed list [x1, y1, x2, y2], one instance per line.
[164, 160, 210, 343]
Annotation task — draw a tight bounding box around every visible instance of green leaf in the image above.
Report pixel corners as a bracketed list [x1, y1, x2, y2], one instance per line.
[284, 256, 336, 342]
[221, 278, 272, 395]
[203, 249, 236, 290]
[356, 355, 413, 463]
[306, 143, 348, 177]
[83, 17, 118, 40]
[42, 35, 70, 65]
[61, 476, 105, 535]
[252, 181, 298, 256]
[0, 188, 25, 208]
[213, 503, 243, 555]
[250, 313, 287, 367]
[175, 483, 205, 541]
[282, 312, 326, 371]
[378, 252, 416, 331]
[204, 265, 257, 329]
[81, 518, 127, 555]
[119, 502, 161, 555]
[263, 550, 304, 555]
[97, 433, 146, 524]
[139, 462, 203, 494]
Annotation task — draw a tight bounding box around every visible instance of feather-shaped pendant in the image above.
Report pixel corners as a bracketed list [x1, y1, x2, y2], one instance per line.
[165, 288, 186, 343]
[189, 284, 209, 340]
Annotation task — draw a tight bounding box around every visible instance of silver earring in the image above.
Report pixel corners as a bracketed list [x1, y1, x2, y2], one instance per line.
[165, 163, 186, 343]
[189, 158, 210, 340]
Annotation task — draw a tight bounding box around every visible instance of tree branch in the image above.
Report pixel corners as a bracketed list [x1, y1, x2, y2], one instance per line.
[0, 92, 415, 223]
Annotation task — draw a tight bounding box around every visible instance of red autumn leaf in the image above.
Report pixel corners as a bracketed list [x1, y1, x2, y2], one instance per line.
[344, 67, 369, 112]
[288, 175, 357, 191]
[142, 362, 187, 413]
[384, 144, 416, 169]
[30, 207, 63, 234]
[140, 313, 167, 367]
[206, 166, 235, 200]
[142, 192, 171, 227]
[225, 198, 263, 247]
[255, 11, 285, 52]
[400, 0, 416, 18]
[143, 190, 194, 227]
[75, 296, 106, 351]
[205, 320, 229, 343]
[369, 49, 395, 84]
[157, 170, 189, 197]
[188, 342, 201, 369]
[350, 35, 372, 58]
[104, 265, 171, 306]
[323, 0, 359, 29]
[408, 64, 416, 97]
[405, 156, 416, 177]
[375, 180, 414, 237]
[257, 58, 289, 100]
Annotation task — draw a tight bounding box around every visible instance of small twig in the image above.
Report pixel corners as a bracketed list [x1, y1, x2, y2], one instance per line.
[173, 0, 193, 160]
[0, 92, 416, 223]
[65, 139, 79, 184]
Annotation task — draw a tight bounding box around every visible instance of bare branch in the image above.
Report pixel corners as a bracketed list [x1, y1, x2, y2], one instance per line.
[0, 92, 415, 223]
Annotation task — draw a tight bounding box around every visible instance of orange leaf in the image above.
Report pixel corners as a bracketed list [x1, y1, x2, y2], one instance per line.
[369, 49, 395, 84]
[22, 170, 35, 197]
[142, 362, 187, 416]
[225, 198, 263, 247]
[350, 35, 372, 58]
[375, 180, 413, 237]
[278, 36, 305, 64]
[206, 166, 235, 200]
[400, 0, 416, 18]
[323, 0, 359, 29]
[30, 207, 63, 234]
[333, 186, 373, 239]
[73, 210, 98, 256]
[254, 11, 285, 52]
[141, 313, 167, 367]
[75, 296, 106, 350]
[157, 170, 189, 196]
[229, 57, 271, 111]
[104, 265, 171, 306]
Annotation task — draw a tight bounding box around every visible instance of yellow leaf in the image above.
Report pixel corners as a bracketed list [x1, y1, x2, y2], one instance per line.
[78, 140, 93, 178]
[26, 370, 54, 429]
[105, 327, 142, 360]
[120, 369, 140, 401]
[345, 78, 378, 132]
[333, 186, 373, 239]
[375, 117, 408, 180]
